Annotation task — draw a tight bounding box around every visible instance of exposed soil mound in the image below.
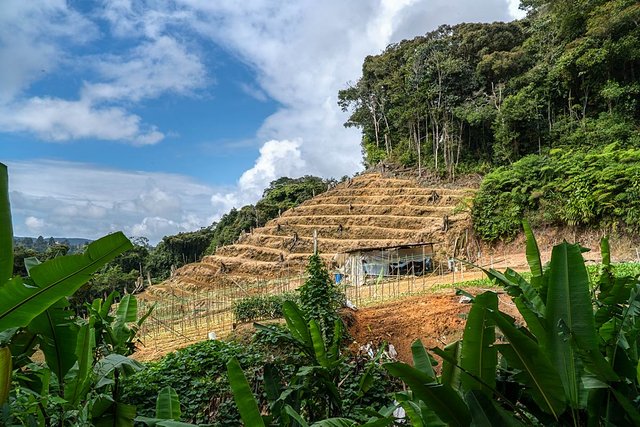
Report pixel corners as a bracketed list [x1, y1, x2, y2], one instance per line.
[346, 288, 521, 364]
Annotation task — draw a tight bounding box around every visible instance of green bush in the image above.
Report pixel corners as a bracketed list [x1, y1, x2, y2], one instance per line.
[299, 254, 344, 341]
[233, 292, 299, 323]
[473, 145, 640, 241]
[122, 340, 267, 425]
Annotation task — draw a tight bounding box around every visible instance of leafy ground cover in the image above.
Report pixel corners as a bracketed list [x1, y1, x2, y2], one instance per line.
[473, 146, 640, 241]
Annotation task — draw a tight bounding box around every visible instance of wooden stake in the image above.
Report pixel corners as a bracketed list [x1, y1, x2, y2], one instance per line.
[313, 229, 318, 255]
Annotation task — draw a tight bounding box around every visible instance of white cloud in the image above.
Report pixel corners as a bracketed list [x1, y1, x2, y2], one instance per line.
[25, 216, 45, 232]
[182, 0, 512, 206]
[507, 0, 527, 19]
[0, 1, 205, 144]
[0, 97, 163, 144]
[82, 35, 207, 103]
[0, 0, 97, 102]
[7, 160, 219, 243]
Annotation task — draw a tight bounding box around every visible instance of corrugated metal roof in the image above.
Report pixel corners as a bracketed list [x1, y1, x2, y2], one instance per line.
[342, 242, 436, 254]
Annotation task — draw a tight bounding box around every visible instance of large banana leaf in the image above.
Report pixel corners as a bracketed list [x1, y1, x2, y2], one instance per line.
[282, 300, 312, 349]
[489, 310, 566, 419]
[465, 390, 525, 427]
[310, 319, 329, 367]
[411, 339, 436, 379]
[0, 346, 11, 405]
[64, 323, 95, 407]
[226, 357, 265, 427]
[460, 292, 497, 395]
[523, 220, 543, 289]
[156, 386, 181, 421]
[546, 242, 600, 408]
[0, 163, 12, 284]
[28, 299, 78, 383]
[384, 362, 471, 427]
[438, 340, 462, 389]
[0, 232, 132, 330]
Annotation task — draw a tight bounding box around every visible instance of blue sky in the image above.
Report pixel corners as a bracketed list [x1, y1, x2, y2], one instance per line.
[0, 0, 523, 243]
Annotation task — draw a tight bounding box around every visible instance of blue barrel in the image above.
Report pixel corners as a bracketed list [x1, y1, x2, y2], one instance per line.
[334, 273, 343, 284]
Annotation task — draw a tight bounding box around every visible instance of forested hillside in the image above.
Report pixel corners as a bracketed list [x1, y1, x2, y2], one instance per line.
[339, 0, 639, 173]
[340, 0, 639, 239]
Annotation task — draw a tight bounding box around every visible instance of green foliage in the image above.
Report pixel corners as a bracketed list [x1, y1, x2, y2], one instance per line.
[233, 292, 299, 323]
[122, 340, 267, 425]
[0, 162, 171, 426]
[299, 255, 344, 342]
[232, 299, 398, 425]
[473, 146, 640, 240]
[340, 1, 640, 176]
[377, 228, 640, 426]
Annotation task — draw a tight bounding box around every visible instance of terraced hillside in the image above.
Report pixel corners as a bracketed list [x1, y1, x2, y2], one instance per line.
[154, 172, 477, 293]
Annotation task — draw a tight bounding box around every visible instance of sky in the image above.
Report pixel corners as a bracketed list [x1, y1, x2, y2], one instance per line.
[0, 0, 525, 244]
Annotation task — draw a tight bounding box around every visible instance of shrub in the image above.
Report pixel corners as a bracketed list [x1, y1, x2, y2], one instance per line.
[122, 340, 267, 425]
[473, 145, 640, 241]
[298, 254, 344, 341]
[233, 292, 299, 323]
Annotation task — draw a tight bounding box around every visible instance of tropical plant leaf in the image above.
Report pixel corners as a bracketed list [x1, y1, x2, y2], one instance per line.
[309, 319, 329, 367]
[397, 399, 424, 427]
[611, 389, 640, 425]
[156, 386, 181, 421]
[0, 232, 132, 330]
[600, 237, 610, 266]
[523, 220, 543, 289]
[384, 362, 471, 427]
[94, 353, 143, 389]
[438, 340, 462, 389]
[282, 300, 312, 348]
[396, 395, 446, 427]
[116, 294, 138, 323]
[465, 390, 525, 427]
[460, 292, 497, 395]
[490, 310, 566, 419]
[0, 346, 11, 405]
[513, 297, 547, 347]
[94, 402, 136, 427]
[504, 268, 546, 316]
[411, 339, 435, 379]
[64, 322, 95, 407]
[311, 418, 357, 427]
[284, 405, 310, 426]
[546, 242, 600, 408]
[328, 319, 343, 363]
[226, 357, 265, 427]
[0, 163, 13, 285]
[28, 299, 78, 383]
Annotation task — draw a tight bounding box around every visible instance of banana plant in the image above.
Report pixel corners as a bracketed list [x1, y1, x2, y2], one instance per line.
[229, 300, 395, 426]
[0, 162, 169, 426]
[89, 291, 155, 356]
[136, 386, 197, 426]
[226, 356, 394, 427]
[383, 220, 640, 426]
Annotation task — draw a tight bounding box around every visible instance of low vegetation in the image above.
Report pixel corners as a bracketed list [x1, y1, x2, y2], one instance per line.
[227, 222, 640, 425]
[473, 145, 640, 240]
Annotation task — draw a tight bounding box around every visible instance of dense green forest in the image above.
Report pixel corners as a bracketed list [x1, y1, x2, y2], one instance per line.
[339, 0, 640, 239]
[340, 0, 639, 172]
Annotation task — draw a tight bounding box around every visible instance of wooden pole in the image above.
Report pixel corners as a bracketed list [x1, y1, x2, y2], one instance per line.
[313, 229, 318, 255]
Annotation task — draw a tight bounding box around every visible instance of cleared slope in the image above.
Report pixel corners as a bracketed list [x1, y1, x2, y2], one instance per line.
[151, 172, 476, 294]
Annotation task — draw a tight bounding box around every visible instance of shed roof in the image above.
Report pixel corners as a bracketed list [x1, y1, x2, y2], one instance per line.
[343, 242, 435, 254]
